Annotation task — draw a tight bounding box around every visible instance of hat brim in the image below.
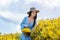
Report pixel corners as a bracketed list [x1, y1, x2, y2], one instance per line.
[34, 10, 40, 13]
[27, 10, 40, 14]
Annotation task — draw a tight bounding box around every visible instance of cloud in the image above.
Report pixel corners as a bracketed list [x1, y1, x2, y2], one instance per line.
[0, 11, 27, 33]
[0, 0, 19, 6]
[24, 0, 36, 4]
[42, 0, 60, 8]
[24, 0, 60, 8]
[0, 11, 27, 24]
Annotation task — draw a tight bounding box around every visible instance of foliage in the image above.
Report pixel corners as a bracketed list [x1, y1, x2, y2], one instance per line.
[31, 17, 60, 40]
[0, 33, 20, 40]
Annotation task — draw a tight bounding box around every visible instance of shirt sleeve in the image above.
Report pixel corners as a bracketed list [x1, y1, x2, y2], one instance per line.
[20, 17, 27, 30]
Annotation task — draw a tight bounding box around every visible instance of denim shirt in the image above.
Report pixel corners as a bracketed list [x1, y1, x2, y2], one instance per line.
[20, 16, 34, 30]
[20, 16, 37, 40]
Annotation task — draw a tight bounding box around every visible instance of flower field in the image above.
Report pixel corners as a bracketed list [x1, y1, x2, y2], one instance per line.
[31, 17, 60, 40]
[0, 17, 60, 40]
[0, 33, 20, 40]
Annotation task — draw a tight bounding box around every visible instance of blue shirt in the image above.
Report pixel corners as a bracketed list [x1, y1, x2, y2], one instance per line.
[21, 16, 34, 30]
[20, 16, 34, 40]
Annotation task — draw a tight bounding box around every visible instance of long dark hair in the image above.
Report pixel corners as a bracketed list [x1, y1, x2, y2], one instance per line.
[27, 11, 37, 28]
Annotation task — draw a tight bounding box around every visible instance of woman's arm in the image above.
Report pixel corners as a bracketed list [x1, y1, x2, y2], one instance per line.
[20, 17, 27, 30]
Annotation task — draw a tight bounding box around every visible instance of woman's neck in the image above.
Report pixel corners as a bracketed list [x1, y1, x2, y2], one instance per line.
[29, 16, 34, 19]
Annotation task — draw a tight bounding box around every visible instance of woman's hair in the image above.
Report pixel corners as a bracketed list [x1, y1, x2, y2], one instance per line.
[27, 11, 37, 28]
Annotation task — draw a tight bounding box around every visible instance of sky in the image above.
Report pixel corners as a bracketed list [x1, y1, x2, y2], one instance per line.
[0, 0, 60, 34]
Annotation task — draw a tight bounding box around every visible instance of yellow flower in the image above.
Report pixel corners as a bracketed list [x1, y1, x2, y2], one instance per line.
[22, 27, 31, 33]
[56, 30, 60, 35]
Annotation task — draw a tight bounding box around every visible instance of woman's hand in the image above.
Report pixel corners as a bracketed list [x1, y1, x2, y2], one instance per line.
[24, 25, 28, 28]
[24, 32, 31, 36]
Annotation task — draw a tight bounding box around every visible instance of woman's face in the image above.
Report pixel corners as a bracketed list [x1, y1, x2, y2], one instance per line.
[31, 11, 37, 17]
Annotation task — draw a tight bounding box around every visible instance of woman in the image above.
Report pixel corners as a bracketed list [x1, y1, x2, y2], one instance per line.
[20, 7, 39, 40]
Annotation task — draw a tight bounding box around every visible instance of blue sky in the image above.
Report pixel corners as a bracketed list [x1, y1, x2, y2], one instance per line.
[0, 0, 60, 34]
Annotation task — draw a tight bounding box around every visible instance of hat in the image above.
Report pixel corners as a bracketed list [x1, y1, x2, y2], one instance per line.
[27, 7, 40, 14]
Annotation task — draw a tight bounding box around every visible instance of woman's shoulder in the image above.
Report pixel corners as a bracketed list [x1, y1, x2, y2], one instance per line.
[24, 16, 28, 19]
